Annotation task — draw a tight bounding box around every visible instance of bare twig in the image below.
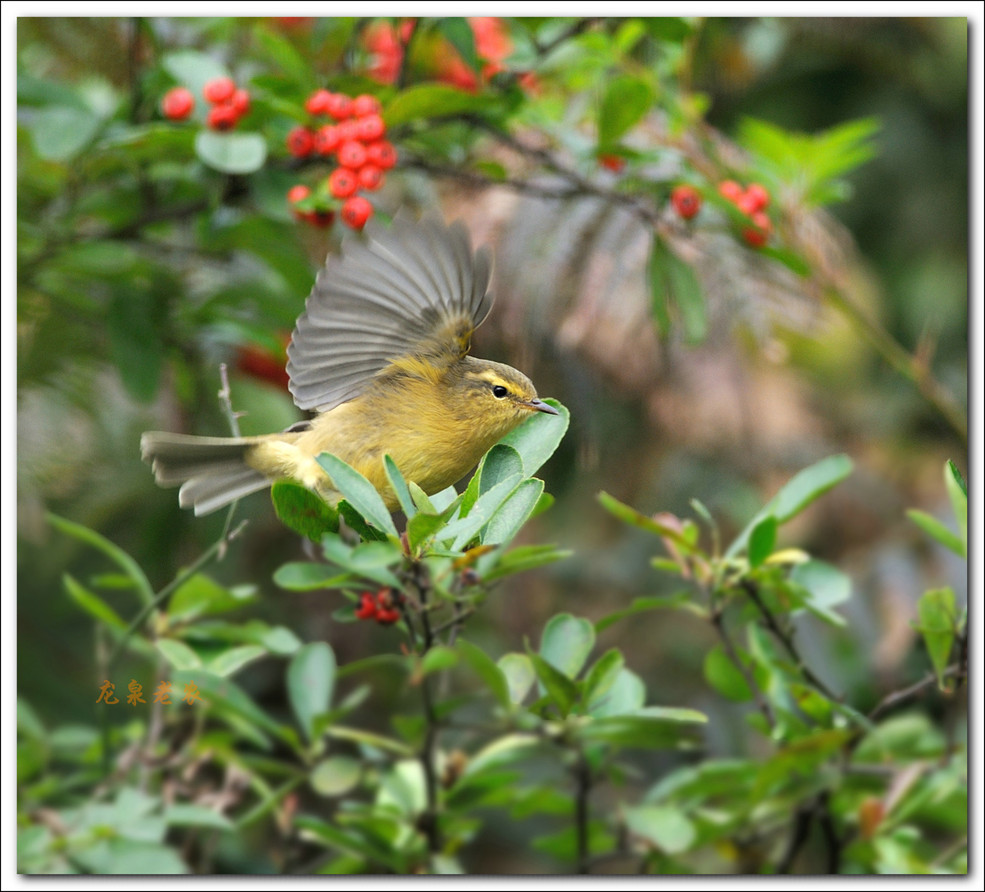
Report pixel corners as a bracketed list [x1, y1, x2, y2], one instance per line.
[710, 607, 776, 728]
[867, 663, 962, 722]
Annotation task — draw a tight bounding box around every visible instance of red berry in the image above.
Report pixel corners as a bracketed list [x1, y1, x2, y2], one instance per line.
[325, 92, 353, 120]
[203, 76, 236, 105]
[287, 184, 311, 204]
[161, 86, 195, 120]
[670, 184, 702, 220]
[598, 154, 625, 173]
[743, 183, 770, 213]
[336, 119, 360, 143]
[742, 211, 772, 247]
[206, 104, 238, 131]
[328, 167, 358, 199]
[355, 592, 378, 620]
[365, 140, 397, 170]
[341, 195, 373, 230]
[230, 88, 251, 116]
[305, 89, 333, 116]
[235, 344, 289, 389]
[313, 124, 340, 156]
[375, 607, 401, 625]
[351, 94, 382, 117]
[337, 140, 368, 169]
[357, 164, 384, 191]
[356, 113, 386, 143]
[286, 126, 315, 157]
[718, 179, 744, 203]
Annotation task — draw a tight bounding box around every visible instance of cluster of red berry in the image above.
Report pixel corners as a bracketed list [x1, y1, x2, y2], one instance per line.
[286, 90, 396, 231]
[161, 77, 251, 131]
[718, 180, 772, 247]
[354, 588, 402, 625]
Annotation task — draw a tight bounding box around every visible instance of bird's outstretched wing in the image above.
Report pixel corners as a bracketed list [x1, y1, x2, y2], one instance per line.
[287, 211, 493, 413]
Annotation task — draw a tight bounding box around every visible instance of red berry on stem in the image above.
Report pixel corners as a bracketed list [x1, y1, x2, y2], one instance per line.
[341, 195, 373, 230]
[161, 86, 195, 120]
[366, 140, 397, 170]
[287, 184, 311, 205]
[305, 89, 333, 116]
[286, 126, 315, 157]
[742, 211, 772, 247]
[230, 88, 251, 116]
[337, 140, 368, 169]
[598, 154, 625, 173]
[355, 592, 378, 620]
[357, 164, 384, 191]
[351, 94, 382, 117]
[743, 183, 770, 212]
[670, 184, 702, 220]
[718, 179, 744, 203]
[328, 167, 358, 199]
[356, 113, 386, 143]
[375, 607, 401, 625]
[203, 76, 236, 104]
[325, 92, 353, 120]
[207, 104, 238, 131]
[314, 124, 340, 156]
[336, 119, 360, 143]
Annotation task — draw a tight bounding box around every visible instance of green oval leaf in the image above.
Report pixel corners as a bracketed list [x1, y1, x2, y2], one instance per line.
[315, 452, 398, 539]
[598, 74, 655, 147]
[311, 756, 362, 797]
[288, 642, 336, 742]
[271, 480, 339, 542]
[539, 613, 595, 680]
[195, 130, 267, 174]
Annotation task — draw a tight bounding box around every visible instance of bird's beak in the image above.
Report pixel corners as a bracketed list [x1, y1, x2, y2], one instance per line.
[526, 399, 560, 415]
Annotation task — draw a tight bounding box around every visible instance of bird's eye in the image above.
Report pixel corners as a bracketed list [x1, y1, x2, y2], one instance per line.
[492, 384, 508, 399]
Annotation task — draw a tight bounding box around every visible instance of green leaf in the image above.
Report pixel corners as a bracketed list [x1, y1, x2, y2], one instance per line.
[209, 644, 266, 678]
[163, 804, 233, 830]
[482, 477, 544, 546]
[168, 573, 254, 622]
[663, 245, 707, 345]
[288, 643, 336, 742]
[156, 639, 202, 671]
[47, 513, 154, 604]
[915, 588, 957, 689]
[527, 651, 580, 717]
[577, 708, 706, 749]
[726, 455, 853, 558]
[437, 18, 479, 71]
[383, 455, 417, 519]
[107, 291, 162, 401]
[479, 444, 524, 494]
[539, 613, 595, 680]
[584, 648, 625, 711]
[907, 509, 965, 558]
[420, 646, 459, 677]
[406, 512, 445, 553]
[623, 804, 696, 854]
[457, 639, 510, 707]
[944, 460, 967, 549]
[703, 644, 753, 702]
[324, 725, 414, 757]
[273, 562, 351, 591]
[598, 74, 655, 147]
[444, 477, 522, 549]
[789, 559, 851, 626]
[315, 453, 398, 539]
[594, 593, 694, 633]
[497, 653, 536, 705]
[748, 515, 777, 567]
[378, 759, 427, 815]
[171, 669, 284, 739]
[252, 23, 311, 84]
[384, 84, 500, 127]
[195, 130, 267, 175]
[271, 481, 339, 542]
[310, 756, 362, 797]
[28, 106, 101, 161]
[496, 399, 569, 478]
[597, 492, 696, 551]
[587, 668, 646, 718]
[63, 574, 128, 631]
[481, 544, 571, 583]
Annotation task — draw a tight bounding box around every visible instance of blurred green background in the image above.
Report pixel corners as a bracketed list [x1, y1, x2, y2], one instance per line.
[16, 16, 969, 872]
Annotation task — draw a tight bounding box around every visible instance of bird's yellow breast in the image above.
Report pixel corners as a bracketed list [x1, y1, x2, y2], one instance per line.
[246, 370, 517, 510]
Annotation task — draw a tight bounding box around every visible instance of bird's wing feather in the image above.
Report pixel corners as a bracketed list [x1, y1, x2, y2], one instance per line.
[287, 211, 493, 413]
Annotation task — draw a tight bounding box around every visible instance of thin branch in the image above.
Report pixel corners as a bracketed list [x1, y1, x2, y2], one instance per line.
[574, 752, 592, 874]
[740, 580, 840, 702]
[867, 663, 962, 722]
[710, 607, 776, 728]
[776, 804, 813, 874]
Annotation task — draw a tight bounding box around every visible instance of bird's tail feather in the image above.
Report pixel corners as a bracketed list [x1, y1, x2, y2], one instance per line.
[140, 431, 272, 516]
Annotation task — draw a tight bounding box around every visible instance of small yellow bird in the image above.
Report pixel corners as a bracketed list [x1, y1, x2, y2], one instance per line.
[141, 212, 557, 515]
